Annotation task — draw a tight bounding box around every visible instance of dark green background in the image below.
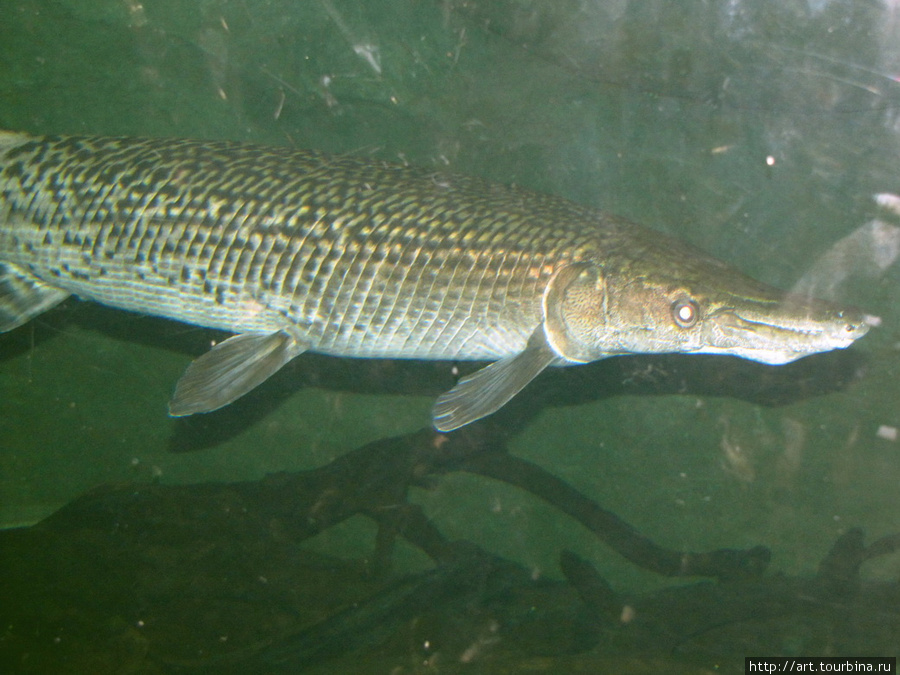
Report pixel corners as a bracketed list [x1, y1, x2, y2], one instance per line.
[1, 0, 897, 596]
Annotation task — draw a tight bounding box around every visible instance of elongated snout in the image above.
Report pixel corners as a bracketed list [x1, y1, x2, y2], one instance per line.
[706, 299, 871, 365]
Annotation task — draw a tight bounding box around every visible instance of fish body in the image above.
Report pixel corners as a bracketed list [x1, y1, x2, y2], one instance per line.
[0, 132, 870, 430]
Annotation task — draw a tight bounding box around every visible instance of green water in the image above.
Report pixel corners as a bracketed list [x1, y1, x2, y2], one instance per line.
[0, 0, 898, 672]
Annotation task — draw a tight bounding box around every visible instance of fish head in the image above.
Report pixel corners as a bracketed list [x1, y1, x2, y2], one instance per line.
[543, 235, 871, 365]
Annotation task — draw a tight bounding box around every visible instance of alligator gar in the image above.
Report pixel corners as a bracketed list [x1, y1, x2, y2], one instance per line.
[0, 131, 870, 431]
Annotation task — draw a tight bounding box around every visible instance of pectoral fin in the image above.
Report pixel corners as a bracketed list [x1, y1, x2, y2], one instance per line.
[169, 331, 308, 416]
[432, 325, 558, 432]
[0, 263, 71, 332]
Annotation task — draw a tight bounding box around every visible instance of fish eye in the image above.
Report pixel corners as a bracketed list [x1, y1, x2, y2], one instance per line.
[671, 298, 699, 328]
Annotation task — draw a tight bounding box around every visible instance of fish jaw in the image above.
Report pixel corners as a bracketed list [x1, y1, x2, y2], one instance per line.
[699, 298, 871, 364]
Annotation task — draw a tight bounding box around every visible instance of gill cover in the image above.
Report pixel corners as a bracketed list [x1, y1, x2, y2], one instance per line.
[542, 262, 611, 363]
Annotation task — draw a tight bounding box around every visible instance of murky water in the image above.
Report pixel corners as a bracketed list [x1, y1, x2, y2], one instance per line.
[0, 1, 898, 672]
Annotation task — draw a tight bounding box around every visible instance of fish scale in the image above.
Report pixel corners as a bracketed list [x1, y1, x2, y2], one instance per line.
[0, 131, 870, 430]
[0, 133, 585, 359]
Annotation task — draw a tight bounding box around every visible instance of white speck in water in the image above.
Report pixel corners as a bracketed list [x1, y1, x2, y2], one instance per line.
[875, 192, 900, 214]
